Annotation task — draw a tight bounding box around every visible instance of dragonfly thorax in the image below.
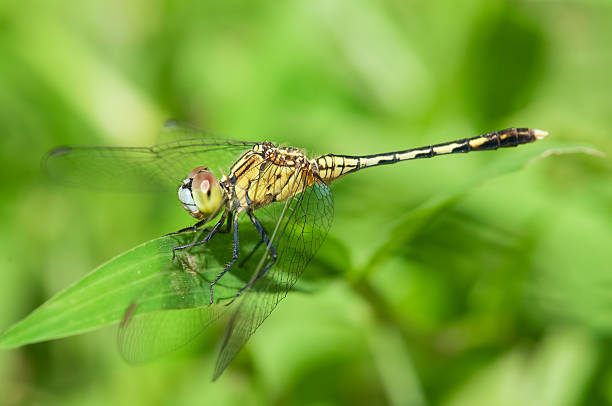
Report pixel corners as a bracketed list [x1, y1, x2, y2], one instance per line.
[228, 143, 319, 211]
[178, 166, 226, 219]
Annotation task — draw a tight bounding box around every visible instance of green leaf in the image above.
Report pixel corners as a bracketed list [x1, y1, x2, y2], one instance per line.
[0, 211, 346, 351]
[0, 232, 246, 350]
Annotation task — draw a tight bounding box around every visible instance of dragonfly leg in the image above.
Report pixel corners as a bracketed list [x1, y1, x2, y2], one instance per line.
[208, 211, 240, 305]
[227, 212, 278, 305]
[164, 219, 207, 236]
[171, 214, 227, 260]
[165, 214, 232, 237]
[236, 207, 272, 267]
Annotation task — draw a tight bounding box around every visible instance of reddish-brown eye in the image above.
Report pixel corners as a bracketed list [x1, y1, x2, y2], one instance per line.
[179, 166, 225, 219]
[188, 166, 209, 179]
[192, 171, 215, 194]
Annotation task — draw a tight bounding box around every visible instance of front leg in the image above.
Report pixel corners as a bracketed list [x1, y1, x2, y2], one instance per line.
[171, 213, 228, 260]
[165, 213, 232, 237]
[164, 218, 208, 236]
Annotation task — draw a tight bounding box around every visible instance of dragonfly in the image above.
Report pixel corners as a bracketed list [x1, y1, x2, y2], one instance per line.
[45, 124, 548, 380]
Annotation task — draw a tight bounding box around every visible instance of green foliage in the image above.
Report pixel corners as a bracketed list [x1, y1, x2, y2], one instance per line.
[0, 234, 241, 350]
[1, 0, 611, 405]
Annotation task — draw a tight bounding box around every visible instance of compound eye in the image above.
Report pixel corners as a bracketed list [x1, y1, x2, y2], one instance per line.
[188, 166, 209, 180]
[188, 168, 224, 218]
[192, 170, 216, 196]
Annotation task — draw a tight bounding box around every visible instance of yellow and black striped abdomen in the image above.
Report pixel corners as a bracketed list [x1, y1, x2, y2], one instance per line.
[315, 127, 547, 183]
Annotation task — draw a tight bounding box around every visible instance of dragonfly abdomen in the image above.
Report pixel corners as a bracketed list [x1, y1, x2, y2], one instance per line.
[315, 127, 548, 183]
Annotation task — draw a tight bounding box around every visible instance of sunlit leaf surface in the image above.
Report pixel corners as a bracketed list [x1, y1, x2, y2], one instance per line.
[0, 234, 243, 349]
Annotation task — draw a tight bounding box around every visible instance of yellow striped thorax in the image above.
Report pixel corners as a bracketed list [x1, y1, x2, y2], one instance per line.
[227, 142, 318, 211]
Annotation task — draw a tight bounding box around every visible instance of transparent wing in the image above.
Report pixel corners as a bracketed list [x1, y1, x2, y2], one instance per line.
[116, 207, 302, 363]
[116, 160, 333, 374]
[157, 120, 231, 143]
[212, 171, 334, 379]
[44, 129, 254, 192]
[117, 268, 223, 362]
[117, 232, 244, 362]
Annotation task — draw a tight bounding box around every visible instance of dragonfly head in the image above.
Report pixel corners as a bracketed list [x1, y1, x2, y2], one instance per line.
[178, 166, 225, 219]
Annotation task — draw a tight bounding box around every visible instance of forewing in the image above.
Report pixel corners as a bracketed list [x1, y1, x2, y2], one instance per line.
[212, 171, 334, 379]
[44, 134, 254, 192]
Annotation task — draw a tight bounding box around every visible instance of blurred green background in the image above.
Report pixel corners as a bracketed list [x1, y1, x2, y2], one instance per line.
[1, 0, 611, 405]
